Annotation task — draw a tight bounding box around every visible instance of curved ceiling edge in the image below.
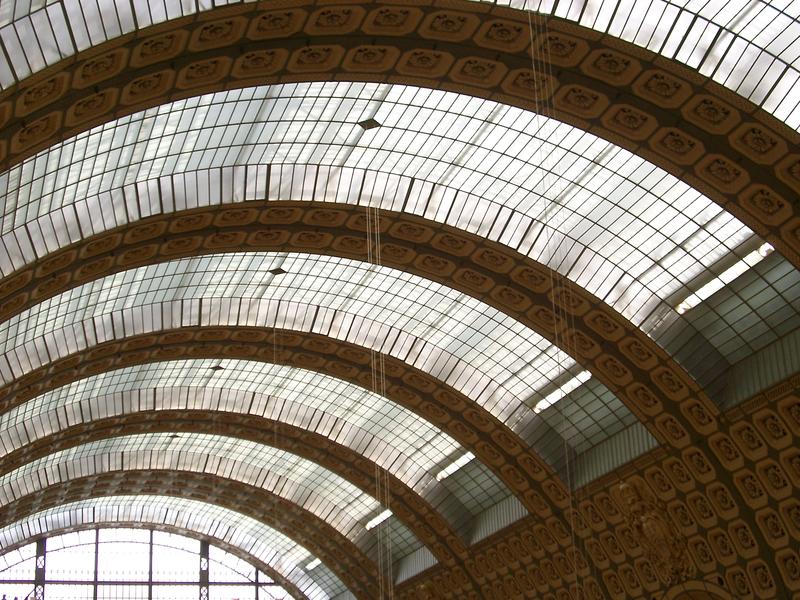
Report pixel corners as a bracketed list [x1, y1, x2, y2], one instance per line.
[0, 409, 469, 567]
[0, 471, 381, 600]
[0, 520, 309, 600]
[0, 2, 797, 268]
[0, 201, 717, 452]
[0, 327, 579, 578]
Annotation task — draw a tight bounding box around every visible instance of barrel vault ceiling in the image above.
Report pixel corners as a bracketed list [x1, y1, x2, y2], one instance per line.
[0, 0, 798, 599]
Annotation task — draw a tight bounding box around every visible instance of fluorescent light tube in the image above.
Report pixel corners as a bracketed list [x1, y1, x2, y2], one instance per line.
[365, 509, 392, 530]
[676, 243, 773, 314]
[533, 370, 592, 413]
[436, 452, 475, 481]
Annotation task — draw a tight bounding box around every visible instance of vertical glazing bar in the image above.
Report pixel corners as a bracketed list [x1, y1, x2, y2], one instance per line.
[199, 540, 209, 600]
[34, 538, 45, 600]
[93, 529, 99, 600]
[148, 530, 154, 600]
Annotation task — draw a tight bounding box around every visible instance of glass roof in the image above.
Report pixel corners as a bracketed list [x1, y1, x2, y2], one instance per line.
[0, 495, 341, 599]
[0, 358, 498, 522]
[0, 252, 638, 461]
[1, 83, 795, 388]
[0, 1, 797, 128]
[0, 432, 405, 553]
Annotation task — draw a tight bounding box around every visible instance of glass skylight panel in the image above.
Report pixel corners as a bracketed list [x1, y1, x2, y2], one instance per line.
[0, 496, 338, 600]
[0, 433, 380, 543]
[0, 83, 776, 355]
[0, 0, 796, 127]
[0, 360, 465, 497]
[0, 252, 634, 461]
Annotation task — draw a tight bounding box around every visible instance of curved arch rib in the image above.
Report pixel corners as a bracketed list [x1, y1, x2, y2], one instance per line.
[0, 409, 469, 567]
[1, 202, 793, 592]
[0, 327, 579, 578]
[0, 496, 338, 600]
[0, 1, 795, 269]
[0, 201, 707, 454]
[0, 472, 382, 599]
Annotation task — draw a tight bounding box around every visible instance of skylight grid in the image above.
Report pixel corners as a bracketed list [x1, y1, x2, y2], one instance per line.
[0, 434, 379, 540]
[0, 361, 463, 488]
[0, 496, 338, 600]
[0, 0, 797, 127]
[0, 253, 630, 456]
[0, 84, 778, 372]
[0, 84, 750, 316]
[442, 462, 513, 514]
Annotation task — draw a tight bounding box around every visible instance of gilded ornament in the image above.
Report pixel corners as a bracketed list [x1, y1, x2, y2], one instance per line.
[563, 87, 598, 109]
[740, 126, 776, 154]
[373, 8, 409, 27]
[613, 107, 648, 130]
[430, 14, 465, 33]
[660, 131, 695, 154]
[197, 20, 235, 42]
[644, 73, 682, 98]
[748, 187, 784, 216]
[405, 50, 441, 70]
[486, 22, 522, 43]
[71, 93, 110, 119]
[255, 12, 292, 32]
[296, 47, 332, 66]
[352, 47, 386, 65]
[704, 158, 742, 183]
[459, 59, 495, 79]
[693, 98, 730, 123]
[616, 481, 694, 584]
[593, 51, 630, 74]
[315, 9, 351, 28]
[543, 35, 576, 58]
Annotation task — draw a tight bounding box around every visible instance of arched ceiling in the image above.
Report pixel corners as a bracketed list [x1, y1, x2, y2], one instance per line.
[1, 84, 796, 376]
[0, 0, 797, 130]
[0, 251, 642, 457]
[0, 0, 798, 598]
[0, 495, 338, 599]
[0, 525, 310, 600]
[0, 432, 405, 554]
[0, 358, 503, 520]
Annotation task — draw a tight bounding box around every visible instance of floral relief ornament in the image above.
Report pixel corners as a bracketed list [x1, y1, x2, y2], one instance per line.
[617, 481, 695, 584]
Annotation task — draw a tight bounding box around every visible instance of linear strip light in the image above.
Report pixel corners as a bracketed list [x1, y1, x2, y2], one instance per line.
[676, 243, 774, 314]
[365, 509, 392, 530]
[306, 558, 322, 570]
[436, 452, 475, 482]
[533, 370, 592, 414]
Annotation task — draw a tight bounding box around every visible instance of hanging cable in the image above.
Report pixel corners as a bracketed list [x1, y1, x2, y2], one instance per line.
[525, 1, 594, 596]
[366, 197, 393, 598]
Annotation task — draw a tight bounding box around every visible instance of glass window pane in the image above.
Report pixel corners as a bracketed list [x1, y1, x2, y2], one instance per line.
[97, 541, 149, 582]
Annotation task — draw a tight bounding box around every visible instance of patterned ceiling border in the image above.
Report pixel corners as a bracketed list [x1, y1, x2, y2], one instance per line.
[0, 471, 382, 599]
[0, 521, 309, 600]
[397, 375, 800, 600]
[0, 1, 797, 267]
[0, 408, 471, 570]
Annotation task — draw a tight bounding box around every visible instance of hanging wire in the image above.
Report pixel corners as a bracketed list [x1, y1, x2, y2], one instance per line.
[366, 196, 393, 598]
[524, 3, 596, 597]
